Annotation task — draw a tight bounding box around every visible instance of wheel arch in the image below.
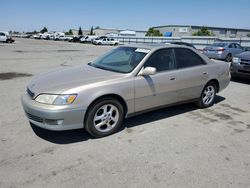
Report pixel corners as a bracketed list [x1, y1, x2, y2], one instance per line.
[207, 79, 219, 92]
[84, 93, 128, 125]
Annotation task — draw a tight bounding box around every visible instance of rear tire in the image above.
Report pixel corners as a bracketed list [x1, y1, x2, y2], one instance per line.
[196, 82, 217, 108]
[84, 97, 124, 137]
[225, 53, 232, 62]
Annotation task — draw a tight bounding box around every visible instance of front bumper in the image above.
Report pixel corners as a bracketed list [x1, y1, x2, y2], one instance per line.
[21, 93, 87, 131]
[230, 63, 250, 79]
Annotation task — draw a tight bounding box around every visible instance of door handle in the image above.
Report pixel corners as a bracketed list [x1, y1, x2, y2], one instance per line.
[203, 72, 208, 75]
[170, 77, 176, 80]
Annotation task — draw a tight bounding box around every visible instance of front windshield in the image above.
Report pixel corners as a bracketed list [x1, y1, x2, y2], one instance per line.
[89, 47, 149, 73]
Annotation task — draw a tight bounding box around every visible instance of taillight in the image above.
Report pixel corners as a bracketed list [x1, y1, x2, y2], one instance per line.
[217, 48, 225, 52]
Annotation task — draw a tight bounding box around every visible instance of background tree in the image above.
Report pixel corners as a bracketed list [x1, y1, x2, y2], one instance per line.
[78, 27, 83, 35]
[146, 28, 163, 36]
[95, 26, 100, 29]
[40, 27, 48, 33]
[26, 30, 38, 34]
[90, 26, 94, 35]
[192, 26, 214, 36]
[65, 29, 73, 35]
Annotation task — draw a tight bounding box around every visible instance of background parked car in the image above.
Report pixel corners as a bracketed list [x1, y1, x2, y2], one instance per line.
[69, 36, 84, 43]
[80, 35, 98, 43]
[0, 31, 15, 43]
[203, 42, 243, 62]
[55, 35, 73, 41]
[93, 38, 119, 45]
[231, 51, 250, 79]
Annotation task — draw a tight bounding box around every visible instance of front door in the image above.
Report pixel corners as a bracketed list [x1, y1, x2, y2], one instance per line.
[134, 48, 179, 112]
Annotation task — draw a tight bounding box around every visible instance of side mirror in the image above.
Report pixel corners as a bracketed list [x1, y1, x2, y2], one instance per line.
[138, 67, 156, 76]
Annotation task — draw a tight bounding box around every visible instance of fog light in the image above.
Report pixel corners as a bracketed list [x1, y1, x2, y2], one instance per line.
[57, 120, 64, 125]
[44, 119, 64, 125]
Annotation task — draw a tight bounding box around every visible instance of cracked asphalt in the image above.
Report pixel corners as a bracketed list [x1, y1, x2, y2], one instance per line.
[0, 38, 250, 188]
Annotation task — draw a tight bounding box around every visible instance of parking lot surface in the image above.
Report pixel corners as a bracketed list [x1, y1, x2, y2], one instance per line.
[0, 39, 250, 188]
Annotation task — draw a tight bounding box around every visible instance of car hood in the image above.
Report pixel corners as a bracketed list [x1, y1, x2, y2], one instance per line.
[27, 64, 125, 96]
[236, 51, 250, 60]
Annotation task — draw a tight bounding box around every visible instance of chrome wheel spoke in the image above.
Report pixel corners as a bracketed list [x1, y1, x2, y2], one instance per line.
[93, 103, 119, 133]
[203, 85, 215, 105]
[94, 114, 104, 121]
[110, 116, 118, 122]
[95, 121, 105, 127]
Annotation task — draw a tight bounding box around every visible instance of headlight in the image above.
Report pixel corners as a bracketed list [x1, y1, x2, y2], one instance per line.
[35, 94, 77, 105]
[232, 57, 240, 64]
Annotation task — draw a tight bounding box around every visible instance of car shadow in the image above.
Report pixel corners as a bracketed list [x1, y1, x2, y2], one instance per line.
[123, 95, 225, 129]
[30, 124, 91, 144]
[231, 77, 250, 85]
[31, 95, 225, 144]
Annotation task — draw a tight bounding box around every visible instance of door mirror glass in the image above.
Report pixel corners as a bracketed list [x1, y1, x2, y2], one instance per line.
[138, 67, 156, 76]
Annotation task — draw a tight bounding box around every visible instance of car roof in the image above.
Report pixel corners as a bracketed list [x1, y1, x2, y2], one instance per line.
[214, 42, 236, 44]
[122, 43, 192, 50]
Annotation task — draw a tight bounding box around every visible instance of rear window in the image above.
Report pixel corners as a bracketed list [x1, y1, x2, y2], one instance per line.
[212, 43, 227, 47]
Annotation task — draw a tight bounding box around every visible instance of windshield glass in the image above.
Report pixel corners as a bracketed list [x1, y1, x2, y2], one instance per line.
[212, 43, 227, 47]
[89, 47, 149, 73]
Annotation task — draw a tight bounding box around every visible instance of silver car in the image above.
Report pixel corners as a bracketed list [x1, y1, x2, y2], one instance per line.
[203, 42, 243, 62]
[231, 51, 250, 79]
[22, 45, 230, 137]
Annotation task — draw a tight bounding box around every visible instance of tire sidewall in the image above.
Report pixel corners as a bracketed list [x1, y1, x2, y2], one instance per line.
[226, 53, 232, 62]
[85, 98, 124, 137]
[199, 82, 217, 108]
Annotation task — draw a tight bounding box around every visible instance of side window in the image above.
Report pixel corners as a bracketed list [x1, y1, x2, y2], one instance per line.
[235, 44, 241, 49]
[174, 48, 206, 69]
[0, 33, 5, 36]
[143, 49, 175, 72]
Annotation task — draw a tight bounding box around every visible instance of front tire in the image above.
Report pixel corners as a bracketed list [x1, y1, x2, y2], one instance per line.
[196, 82, 217, 108]
[84, 97, 124, 137]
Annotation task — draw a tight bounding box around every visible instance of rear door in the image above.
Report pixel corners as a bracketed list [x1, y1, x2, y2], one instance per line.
[102, 38, 108, 45]
[235, 43, 243, 54]
[228, 43, 238, 56]
[173, 48, 209, 101]
[134, 48, 179, 112]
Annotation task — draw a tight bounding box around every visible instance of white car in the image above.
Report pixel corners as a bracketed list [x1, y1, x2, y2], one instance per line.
[0, 31, 14, 43]
[93, 38, 119, 45]
[56, 35, 73, 41]
[80, 35, 98, 43]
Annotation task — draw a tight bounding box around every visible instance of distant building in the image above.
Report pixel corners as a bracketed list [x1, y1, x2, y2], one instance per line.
[152, 25, 250, 38]
[93, 28, 119, 36]
[93, 28, 147, 37]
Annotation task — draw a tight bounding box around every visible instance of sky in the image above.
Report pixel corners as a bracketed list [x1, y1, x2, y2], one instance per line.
[1, 0, 250, 32]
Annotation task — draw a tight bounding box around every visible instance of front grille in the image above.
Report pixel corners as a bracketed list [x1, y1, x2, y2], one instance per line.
[240, 60, 250, 66]
[27, 88, 35, 98]
[238, 70, 250, 74]
[26, 112, 43, 123]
